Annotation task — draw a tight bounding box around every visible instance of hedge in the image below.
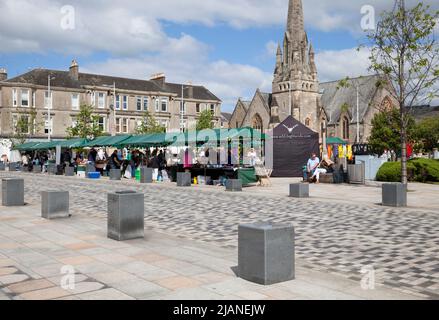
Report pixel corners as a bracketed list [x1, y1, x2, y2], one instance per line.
[376, 159, 439, 183]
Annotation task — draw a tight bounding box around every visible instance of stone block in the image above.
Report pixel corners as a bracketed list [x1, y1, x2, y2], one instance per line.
[2, 178, 25, 206]
[86, 164, 96, 174]
[140, 167, 153, 184]
[0, 163, 5, 171]
[177, 172, 191, 187]
[348, 164, 365, 184]
[225, 179, 242, 192]
[238, 222, 295, 285]
[107, 191, 145, 241]
[33, 165, 42, 173]
[382, 183, 407, 207]
[41, 191, 70, 219]
[110, 169, 121, 181]
[289, 183, 309, 198]
[8, 163, 18, 172]
[65, 166, 75, 177]
[47, 164, 57, 175]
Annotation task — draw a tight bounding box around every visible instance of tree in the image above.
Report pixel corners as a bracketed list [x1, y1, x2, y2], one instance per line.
[368, 109, 415, 155]
[365, 0, 439, 183]
[66, 104, 103, 139]
[196, 109, 214, 130]
[414, 116, 439, 152]
[12, 108, 41, 146]
[135, 111, 165, 134]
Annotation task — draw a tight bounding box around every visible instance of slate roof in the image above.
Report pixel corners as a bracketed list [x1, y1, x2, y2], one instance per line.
[320, 75, 383, 125]
[5, 69, 221, 102]
[221, 112, 232, 122]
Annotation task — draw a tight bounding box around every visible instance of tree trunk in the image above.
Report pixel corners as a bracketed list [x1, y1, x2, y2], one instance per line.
[401, 126, 408, 185]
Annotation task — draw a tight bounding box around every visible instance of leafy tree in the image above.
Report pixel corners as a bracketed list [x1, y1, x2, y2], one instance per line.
[364, 0, 439, 183]
[66, 104, 103, 139]
[135, 111, 165, 134]
[196, 109, 214, 130]
[368, 109, 415, 155]
[414, 116, 439, 152]
[12, 108, 41, 146]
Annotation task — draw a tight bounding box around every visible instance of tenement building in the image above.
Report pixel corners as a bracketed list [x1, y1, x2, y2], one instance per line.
[230, 0, 396, 145]
[0, 61, 221, 140]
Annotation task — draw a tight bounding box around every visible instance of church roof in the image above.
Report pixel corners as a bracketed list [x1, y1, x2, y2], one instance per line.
[320, 75, 383, 125]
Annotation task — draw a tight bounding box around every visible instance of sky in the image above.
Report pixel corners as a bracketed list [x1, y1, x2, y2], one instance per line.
[0, 0, 438, 112]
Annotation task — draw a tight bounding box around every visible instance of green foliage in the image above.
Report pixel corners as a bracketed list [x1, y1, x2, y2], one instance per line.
[12, 108, 40, 146]
[66, 104, 103, 139]
[376, 159, 439, 182]
[196, 109, 214, 130]
[135, 111, 165, 134]
[413, 116, 439, 152]
[368, 109, 415, 155]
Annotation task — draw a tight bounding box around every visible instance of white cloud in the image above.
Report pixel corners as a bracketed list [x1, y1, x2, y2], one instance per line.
[315, 47, 372, 83]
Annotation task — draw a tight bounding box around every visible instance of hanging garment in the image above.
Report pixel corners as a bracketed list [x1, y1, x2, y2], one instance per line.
[338, 145, 344, 158]
[327, 145, 333, 159]
[347, 145, 353, 160]
[333, 145, 339, 159]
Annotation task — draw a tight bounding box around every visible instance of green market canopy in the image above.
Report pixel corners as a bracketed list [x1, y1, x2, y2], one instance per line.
[326, 137, 348, 145]
[82, 135, 132, 148]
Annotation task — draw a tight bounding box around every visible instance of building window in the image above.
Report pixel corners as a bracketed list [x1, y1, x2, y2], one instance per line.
[71, 117, 78, 128]
[180, 101, 186, 115]
[44, 91, 52, 109]
[155, 98, 160, 112]
[161, 98, 168, 112]
[143, 97, 148, 111]
[71, 93, 80, 110]
[122, 95, 128, 110]
[21, 90, 30, 107]
[180, 119, 187, 133]
[13, 115, 30, 134]
[342, 117, 350, 140]
[196, 103, 200, 113]
[32, 91, 36, 107]
[136, 97, 142, 111]
[115, 95, 121, 110]
[44, 117, 53, 135]
[90, 91, 96, 106]
[122, 118, 128, 133]
[116, 118, 121, 133]
[98, 92, 105, 109]
[98, 117, 106, 132]
[210, 104, 215, 114]
[13, 89, 18, 107]
[252, 114, 263, 131]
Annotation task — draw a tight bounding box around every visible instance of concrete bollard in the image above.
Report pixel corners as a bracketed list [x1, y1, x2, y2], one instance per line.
[0, 163, 5, 171]
[110, 169, 122, 181]
[65, 166, 75, 177]
[140, 167, 153, 184]
[21, 166, 29, 173]
[8, 163, 17, 172]
[41, 191, 70, 219]
[2, 178, 25, 206]
[238, 222, 295, 285]
[47, 164, 57, 175]
[348, 163, 365, 184]
[382, 183, 407, 207]
[289, 183, 309, 198]
[177, 172, 191, 187]
[107, 191, 145, 241]
[33, 165, 42, 173]
[225, 179, 242, 192]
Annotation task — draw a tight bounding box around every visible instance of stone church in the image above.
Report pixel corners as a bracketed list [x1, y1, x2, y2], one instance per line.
[230, 0, 396, 145]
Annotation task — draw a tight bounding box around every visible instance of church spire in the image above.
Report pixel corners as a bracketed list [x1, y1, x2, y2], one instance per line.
[286, 0, 305, 43]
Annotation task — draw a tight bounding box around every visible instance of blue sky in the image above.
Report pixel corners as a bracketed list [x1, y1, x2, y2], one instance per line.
[0, 0, 437, 111]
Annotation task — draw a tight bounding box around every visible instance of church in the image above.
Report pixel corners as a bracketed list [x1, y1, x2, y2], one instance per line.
[230, 0, 396, 146]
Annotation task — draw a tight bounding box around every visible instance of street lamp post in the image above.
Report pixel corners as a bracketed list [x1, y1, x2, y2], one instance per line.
[47, 75, 56, 141]
[356, 83, 360, 143]
[103, 83, 116, 136]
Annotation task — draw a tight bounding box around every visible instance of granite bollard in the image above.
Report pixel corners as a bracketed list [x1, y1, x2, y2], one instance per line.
[0, 163, 5, 171]
[2, 178, 25, 206]
[47, 164, 57, 175]
[65, 166, 75, 177]
[177, 172, 191, 187]
[107, 191, 145, 241]
[33, 165, 42, 173]
[289, 183, 309, 198]
[382, 183, 407, 207]
[140, 167, 153, 184]
[110, 169, 122, 181]
[225, 179, 242, 192]
[41, 191, 70, 219]
[8, 163, 17, 172]
[238, 222, 295, 285]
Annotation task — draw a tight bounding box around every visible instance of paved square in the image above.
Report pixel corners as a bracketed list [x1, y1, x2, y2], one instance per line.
[1, 172, 438, 300]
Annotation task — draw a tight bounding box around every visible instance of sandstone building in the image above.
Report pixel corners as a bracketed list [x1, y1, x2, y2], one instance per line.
[230, 0, 396, 145]
[0, 62, 221, 140]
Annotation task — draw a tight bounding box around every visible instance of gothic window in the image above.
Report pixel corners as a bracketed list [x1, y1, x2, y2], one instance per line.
[305, 118, 311, 127]
[252, 114, 263, 132]
[381, 97, 393, 111]
[320, 118, 327, 141]
[342, 117, 350, 140]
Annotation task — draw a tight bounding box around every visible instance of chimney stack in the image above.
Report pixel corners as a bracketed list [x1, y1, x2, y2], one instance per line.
[150, 73, 166, 87]
[69, 59, 79, 81]
[0, 68, 7, 81]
